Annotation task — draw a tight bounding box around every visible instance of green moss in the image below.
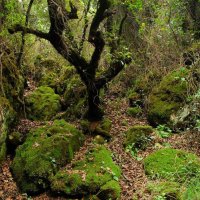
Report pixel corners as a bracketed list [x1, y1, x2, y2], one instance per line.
[144, 148, 200, 183]
[51, 146, 121, 199]
[182, 177, 200, 200]
[124, 125, 153, 150]
[98, 180, 121, 199]
[147, 68, 191, 126]
[11, 120, 85, 194]
[25, 86, 61, 120]
[1, 55, 24, 111]
[127, 107, 142, 117]
[38, 65, 75, 95]
[147, 181, 181, 200]
[7, 131, 24, 150]
[94, 135, 105, 144]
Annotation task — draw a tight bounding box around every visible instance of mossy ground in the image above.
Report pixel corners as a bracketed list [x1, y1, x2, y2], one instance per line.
[144, 148, 200, 182]
[11, 120, 85, 194]
[25, 86, 61, 121]
[144, 148, 200, 199]
[51, 146, 121, 199]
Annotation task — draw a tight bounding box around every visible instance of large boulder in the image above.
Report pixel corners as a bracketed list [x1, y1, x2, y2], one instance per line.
[171, 88, 200, 132]
[147, 67, 199, 127]
[51, 146, 121, 199]
[11, 120, 85, 194]
[124, 125, 153, 150]
[25, 86, 61, 120]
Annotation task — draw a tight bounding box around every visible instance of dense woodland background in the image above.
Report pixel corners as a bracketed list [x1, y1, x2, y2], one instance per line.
[0, 0, 200, 199]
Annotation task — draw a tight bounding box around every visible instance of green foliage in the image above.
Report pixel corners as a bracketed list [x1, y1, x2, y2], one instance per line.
[25, 86, 61, 120]
[144, 148, 200, 183]
[155, 125, 172, 138]
[11, 120, 85, 194]
[51, 146, 121, 199]
[124, 0, 143, 12]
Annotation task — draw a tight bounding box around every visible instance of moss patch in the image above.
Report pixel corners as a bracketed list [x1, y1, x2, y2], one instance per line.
[127, 107, 142, 117]
[147, 68, 190, 126]
[25, 86, 61, 120]
[124, 125, 153, 150]
[182, 177, 200, 200]
[147, 181, 181, 200]
[51, 146, 121, 199]
[144, 148, 200, 182]
[11, 120, 85, 194]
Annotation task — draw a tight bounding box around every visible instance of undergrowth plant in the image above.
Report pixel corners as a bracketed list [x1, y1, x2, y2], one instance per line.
[156, 125, 172, 138]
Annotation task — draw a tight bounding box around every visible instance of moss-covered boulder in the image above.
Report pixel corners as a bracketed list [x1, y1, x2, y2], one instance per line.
[124, 125, 153, 150]
[51, 146, 121, 199]
[147, 68, 190, 126]
[144, 148, 200, 183]
[0, 97, 17, 165]
[0, 51, 24, 164]
[39, 65, 75, 95]
[25, 86, 61, 120]
[11, 120, 85, 194]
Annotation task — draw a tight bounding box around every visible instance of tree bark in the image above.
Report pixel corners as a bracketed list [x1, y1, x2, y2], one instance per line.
[86, 83, 103, 121]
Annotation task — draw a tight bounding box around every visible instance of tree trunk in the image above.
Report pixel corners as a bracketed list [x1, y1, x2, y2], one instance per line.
[86, 83, 103, 121]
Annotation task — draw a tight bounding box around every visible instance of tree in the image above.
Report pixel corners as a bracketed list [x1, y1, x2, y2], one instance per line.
[8, 0, 131, 121]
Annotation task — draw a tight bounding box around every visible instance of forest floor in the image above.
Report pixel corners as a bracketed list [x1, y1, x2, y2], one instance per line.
[0, 92, 200, 200]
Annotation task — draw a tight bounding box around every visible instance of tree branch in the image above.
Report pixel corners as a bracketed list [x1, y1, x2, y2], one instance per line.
[79, 0, 92, 53]
[8, 24, 49, 40]
[17, 0, 34, 67]
[87, 0, 111, 77]
[95, 57, 131, 89]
